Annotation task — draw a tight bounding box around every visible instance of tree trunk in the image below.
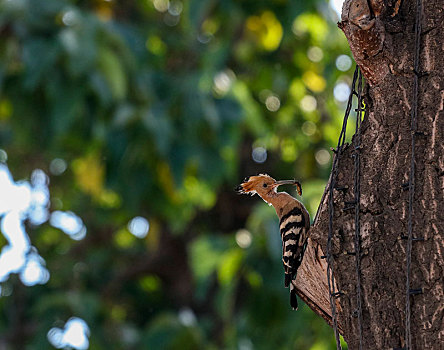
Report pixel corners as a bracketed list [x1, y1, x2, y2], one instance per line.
[309, 0, 444, 349]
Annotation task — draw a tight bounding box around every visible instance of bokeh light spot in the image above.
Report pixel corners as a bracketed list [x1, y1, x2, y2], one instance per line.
[168, 0, 182, 16]
[178, 307, 197, 327]
[302, 121, 317, 136]
[153, 0, 169, 12]
[334, 82, 351, 102]
[50, 158, 67, 176]
[315, 149, 331, 166]
[336, 54, 352, 71]
[246, 11, 283, 51]
[302, 71, 326, 92]
[235, 229, 252, 249]
[265, 95, 280, 112]
[252, 147, 267, 164]
[62, 10, 78, 26]
[128, 216, 149, 238]
[300, 95, 317, 112]
[48, 317, 90, 350]
[146, 35, 166, 56]
[213, 70, 235, 96]
[50, 211, 86, 240]
[139, 275, 161, 292]
[197, 33, 212, 44]
[20, 250, 50, 286]
[307, 46, 324, 62]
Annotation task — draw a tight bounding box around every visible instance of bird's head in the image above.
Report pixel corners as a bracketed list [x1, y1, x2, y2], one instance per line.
[236, 174, 302, 199]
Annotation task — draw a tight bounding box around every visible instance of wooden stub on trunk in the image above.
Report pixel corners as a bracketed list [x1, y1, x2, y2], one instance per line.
[293, 237, 343, 335]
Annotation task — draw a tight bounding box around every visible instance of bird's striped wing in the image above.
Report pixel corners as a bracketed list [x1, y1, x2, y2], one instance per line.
[280, 207, 307, 285]
[279, 206, 309, 310]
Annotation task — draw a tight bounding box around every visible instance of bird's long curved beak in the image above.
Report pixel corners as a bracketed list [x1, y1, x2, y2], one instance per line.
[274, 179, 302, 196]
[275, 180, 297, 186]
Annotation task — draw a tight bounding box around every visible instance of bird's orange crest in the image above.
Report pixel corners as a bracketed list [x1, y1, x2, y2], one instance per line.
[236, 174, 275, 195]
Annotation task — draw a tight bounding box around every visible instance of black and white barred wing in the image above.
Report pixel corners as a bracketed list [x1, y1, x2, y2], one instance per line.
[279, 206, 308, 309]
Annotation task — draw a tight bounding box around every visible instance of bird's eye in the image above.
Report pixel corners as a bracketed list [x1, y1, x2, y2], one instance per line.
[263, 183, 268, 188]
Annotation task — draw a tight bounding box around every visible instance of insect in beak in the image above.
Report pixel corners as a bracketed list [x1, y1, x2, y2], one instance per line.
[274, 180, 303, 196]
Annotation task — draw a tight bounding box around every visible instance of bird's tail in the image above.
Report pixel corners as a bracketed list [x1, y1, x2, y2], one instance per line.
[290, 283, 298, 310]
[285, 273, 291, 287]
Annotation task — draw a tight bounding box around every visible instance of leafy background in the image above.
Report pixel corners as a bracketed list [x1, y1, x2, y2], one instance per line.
[0, 0, 353, 348]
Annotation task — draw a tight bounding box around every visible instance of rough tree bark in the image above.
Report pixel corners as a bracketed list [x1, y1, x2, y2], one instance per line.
[293, 240, 344, 333]
[306, 0, 443, 349]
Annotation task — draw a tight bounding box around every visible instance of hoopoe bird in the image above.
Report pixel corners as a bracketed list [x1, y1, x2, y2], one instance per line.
[237, 174, 310, 310]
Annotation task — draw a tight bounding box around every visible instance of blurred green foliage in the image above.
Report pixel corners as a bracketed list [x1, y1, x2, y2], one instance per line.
[0, 0, 353, 348]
